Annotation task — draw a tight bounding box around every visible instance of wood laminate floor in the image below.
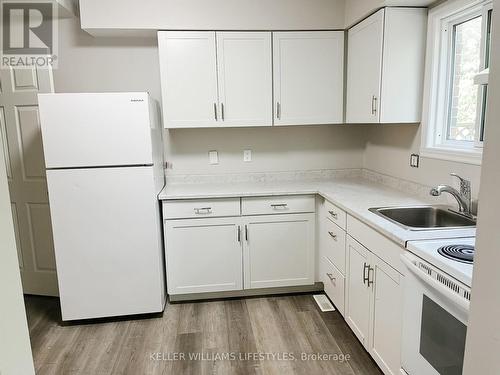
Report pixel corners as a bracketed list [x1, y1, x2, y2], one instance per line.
[25, 294, 383, 375]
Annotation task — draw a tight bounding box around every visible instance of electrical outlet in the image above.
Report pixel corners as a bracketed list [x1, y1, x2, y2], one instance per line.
[208, 150, 219, 165]
[410, 154, 420, 168]
[244, 149, 252, 162]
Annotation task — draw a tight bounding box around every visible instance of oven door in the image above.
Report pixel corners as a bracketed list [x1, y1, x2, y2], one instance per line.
[400, 254, 469, 375]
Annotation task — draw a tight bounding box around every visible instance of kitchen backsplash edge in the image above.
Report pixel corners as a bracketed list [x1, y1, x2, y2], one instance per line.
[164, 168, 439, 202]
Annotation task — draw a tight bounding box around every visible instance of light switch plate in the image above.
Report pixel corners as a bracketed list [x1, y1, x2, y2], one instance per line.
[208, 150, 219, 165]
[243, 149, 252, 162]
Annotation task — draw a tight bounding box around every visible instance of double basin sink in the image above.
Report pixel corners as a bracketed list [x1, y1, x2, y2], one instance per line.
[369, 206, 476, 231]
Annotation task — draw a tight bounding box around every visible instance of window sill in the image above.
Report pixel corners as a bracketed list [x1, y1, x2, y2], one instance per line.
[420, 146, 483, 166]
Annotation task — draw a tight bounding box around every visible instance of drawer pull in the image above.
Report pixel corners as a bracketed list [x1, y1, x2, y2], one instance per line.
[328, 210, 338, 218]
[328, 231, 338, 240]
[194, 207, 212, 215]
[326, 273, 336, 282]
[271, 203, 288, 209]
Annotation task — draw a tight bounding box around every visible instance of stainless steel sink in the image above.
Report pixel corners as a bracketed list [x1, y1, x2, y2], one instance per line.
[369, 206, 476, 231]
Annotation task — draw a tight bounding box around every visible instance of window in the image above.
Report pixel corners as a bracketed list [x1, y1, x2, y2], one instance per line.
[421, 0, 492, 165]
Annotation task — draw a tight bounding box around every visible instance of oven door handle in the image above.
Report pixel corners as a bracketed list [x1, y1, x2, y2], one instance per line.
[400, 254, 470, 313]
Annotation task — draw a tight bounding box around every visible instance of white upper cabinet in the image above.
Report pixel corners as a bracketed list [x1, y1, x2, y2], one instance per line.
[216, 32, 273, 127]
[346, 8, 427, 124]
[158, 31, 272, 128]
[158, 30, 345, 128]
[346, 10, 384, 124]
[273, 31, 344, 126]
[158, 31, 218, 128]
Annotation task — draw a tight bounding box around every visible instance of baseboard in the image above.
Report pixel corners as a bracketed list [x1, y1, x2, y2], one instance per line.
[168, 282, 324, 302]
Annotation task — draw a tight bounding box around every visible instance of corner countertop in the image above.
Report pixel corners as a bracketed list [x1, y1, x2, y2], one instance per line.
[158, 176, 476, 247]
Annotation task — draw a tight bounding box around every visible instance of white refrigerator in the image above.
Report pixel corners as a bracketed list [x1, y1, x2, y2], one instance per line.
[38, 92, 166, 321]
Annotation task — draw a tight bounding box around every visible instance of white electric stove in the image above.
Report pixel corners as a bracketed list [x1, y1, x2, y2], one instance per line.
[406, 237, 475, 287]
[400, 237, 475, 375]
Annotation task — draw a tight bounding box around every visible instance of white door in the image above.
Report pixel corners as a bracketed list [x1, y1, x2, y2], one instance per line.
[38, 92, 154, 168]
[158, 31, 219, 128]
[0, 134, 35, 375]
[165, 217, 243, 294]
[216, 32, 273, 127]
[273, 31, 344, 126]
[346, 9, 385, 123]
[46, 166, 165, 320]
[345, 236, 372, 347]
[369, 254, 403, 375]
[0, 67, 57, 296]
[243, 214, 315, 289]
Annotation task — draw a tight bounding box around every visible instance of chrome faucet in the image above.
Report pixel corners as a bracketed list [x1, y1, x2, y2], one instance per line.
[430, 173, 473, 217]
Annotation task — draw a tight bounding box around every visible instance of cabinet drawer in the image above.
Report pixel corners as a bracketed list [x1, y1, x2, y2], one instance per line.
[321, 256, 345, 316]
[324, 200, 347, 229]
[347, 215, 404, 274]
[324, 219, 346, 274]
[163, 198, 240, 219]
[241, 195, 315, 216]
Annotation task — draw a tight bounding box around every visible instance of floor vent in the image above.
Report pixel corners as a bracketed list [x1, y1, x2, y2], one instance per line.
[313, 294, 336, 312]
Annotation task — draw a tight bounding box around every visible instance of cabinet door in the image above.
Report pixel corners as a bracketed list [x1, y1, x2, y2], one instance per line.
[346, 9, 384, 123]
[345, 236, 372, 347]
[244, 214, 315, 289]
[165, 218, 243, 294]
[158, 31, 218, 128]
[273, 31, 344, 126]
[216, 32, 272, 127]
[369, 255, 403, 375]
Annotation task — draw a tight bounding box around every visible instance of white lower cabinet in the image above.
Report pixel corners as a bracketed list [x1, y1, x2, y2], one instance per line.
[369, 255, 403, 375]
[345, 235, 403, 375]
[165, 217, 243, 294]
[243, 213, 315, 289]
[345, 236, 372, 345]
[163, 195, 315, 296]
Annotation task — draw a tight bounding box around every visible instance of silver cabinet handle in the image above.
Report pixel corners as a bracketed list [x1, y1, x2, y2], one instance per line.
[328, 210, 338, 218]
[363, 262, 369, 285]
[237, 225, 241, 243]
[276, 102, 281, 119]
[367, 266, 374, 287]
[214, 103, 218, 121]
[326, 273, 336, 282]
[371, 95, 378, 115]
[328, 231, 338, 240]
[194, 207, 212, 215]
[245, 225, 248, 241]
[221, 103, 225, 121]
[271, 203, 288, 209]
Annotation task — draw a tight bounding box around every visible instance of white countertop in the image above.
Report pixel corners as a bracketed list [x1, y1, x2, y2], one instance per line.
[159, 176, 476, 247]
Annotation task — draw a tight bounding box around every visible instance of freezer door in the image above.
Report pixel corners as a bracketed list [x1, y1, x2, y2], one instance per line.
[39, 92, 154, 168]
[46, 166, 165, 320]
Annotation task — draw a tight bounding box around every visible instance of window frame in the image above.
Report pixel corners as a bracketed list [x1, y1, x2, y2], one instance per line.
[421, 0, 492, 165]
[475, 4, 493, 148]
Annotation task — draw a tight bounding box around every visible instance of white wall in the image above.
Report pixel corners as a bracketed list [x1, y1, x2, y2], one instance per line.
[54, 17, 162, 101]
[53, 16, 369, 175]
[344, 0, 435, 27]
[54, 13, 481, 185]
[0, 142, 35, 375]
[165, 126, 368, 175]
[463, 1, 500, 372]
[364, 124, 482, 198]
